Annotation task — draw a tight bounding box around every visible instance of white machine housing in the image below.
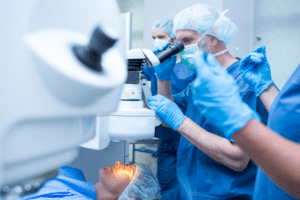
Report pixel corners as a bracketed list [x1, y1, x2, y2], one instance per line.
[125, 48, 160, 67]
[81, 17, 163, 151]
[81, 74, 161, 150]
[0, 0, 127, 196]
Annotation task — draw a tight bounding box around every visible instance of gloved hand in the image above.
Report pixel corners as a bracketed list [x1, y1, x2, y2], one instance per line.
[153, 42, 176, 81]
[240, 45, 273, 96]
[191, 51, 260, 140]
[147, 95, 187, 131]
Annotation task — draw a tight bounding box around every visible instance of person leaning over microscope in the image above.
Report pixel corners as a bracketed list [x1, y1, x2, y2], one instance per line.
[142, 18, 196, 200]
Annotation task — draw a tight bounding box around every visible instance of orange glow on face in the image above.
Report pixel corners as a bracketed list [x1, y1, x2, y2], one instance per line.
[111, 161, 136, 180]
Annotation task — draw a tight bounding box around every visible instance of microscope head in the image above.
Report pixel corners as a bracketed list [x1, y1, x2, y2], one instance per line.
[0, 0, 127, 198]
[125, 40, 184, 71]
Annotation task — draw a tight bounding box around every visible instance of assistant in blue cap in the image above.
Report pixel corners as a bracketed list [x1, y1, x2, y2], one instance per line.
[143, 18, 195, 200]
[152, 18, 176, 39]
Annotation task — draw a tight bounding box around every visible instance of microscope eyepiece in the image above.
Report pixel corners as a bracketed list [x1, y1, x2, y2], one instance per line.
[72, 26, 117, 72]
[155, 40, 184, 64]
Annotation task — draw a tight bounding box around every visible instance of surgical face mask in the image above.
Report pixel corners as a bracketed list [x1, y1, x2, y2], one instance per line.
[179, 35, 207, 70]
[180, 33, 229, 69]
[179, 43, 199, 70]
[153, 38, 171, 49]
[180, 9, 231, 69]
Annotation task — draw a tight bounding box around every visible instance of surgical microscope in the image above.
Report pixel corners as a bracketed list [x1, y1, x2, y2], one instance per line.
[0, 0, 127, 199]
[81, 40, 184, 149]
[0, 1, 183, 198]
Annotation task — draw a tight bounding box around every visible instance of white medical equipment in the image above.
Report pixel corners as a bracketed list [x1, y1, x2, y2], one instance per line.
[81, 47, 163, 150]
[0, 0, 126, 199]
[80, 15, 187, 151]
[80, 41, 184, 150]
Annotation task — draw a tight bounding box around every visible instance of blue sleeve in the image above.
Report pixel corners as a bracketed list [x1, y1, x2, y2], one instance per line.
[256, 96, 269, 125]
[21, 167, 97, 200]
[170, 62, 196, 95]
[142, 65, 155, 81]
[54, 176, 97, 200]
[58, 166, 86, 181]
[173, 84, 192, 114]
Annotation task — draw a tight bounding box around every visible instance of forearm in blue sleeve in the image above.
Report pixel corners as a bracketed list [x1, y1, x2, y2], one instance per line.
[173, 84, 192, 114]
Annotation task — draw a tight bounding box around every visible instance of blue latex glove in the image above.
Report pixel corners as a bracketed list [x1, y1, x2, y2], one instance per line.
[240, 45, 273, 96]
[147, 95, 187, 131]
[191, 51, 260, 140]
[153, 42, 176, 81]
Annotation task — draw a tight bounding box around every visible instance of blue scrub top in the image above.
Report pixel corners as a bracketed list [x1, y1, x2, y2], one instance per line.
[142, 62, 196, 140]
[173, 60, 269, 200]
[253, 65, 300, 200]
[21, 167, 97, 200]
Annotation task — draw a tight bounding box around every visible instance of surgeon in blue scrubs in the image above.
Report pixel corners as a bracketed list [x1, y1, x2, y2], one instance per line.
[148, 4, 272, 200]
[191, 47, 300, 199]
[150, 44, 300, 199]
[20, 162, 160, 199]
[143, 18, 195, 200]
[240, 46, 299, 200]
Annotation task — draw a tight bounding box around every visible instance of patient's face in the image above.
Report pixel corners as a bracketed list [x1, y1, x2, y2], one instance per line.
[99, 161, 136, 195]
[110, 161, 136, 180]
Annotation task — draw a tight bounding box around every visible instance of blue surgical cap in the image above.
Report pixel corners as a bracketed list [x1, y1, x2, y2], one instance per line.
[152, 18, 176, 39]
[173, 4, 238, 44]
[118, 163, 161, 200]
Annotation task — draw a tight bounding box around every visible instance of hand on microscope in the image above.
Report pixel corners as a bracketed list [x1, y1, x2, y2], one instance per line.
[147, 95, 187, 131]
[153, 43, 176, 81]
